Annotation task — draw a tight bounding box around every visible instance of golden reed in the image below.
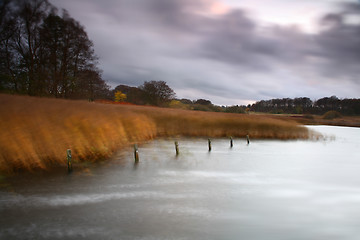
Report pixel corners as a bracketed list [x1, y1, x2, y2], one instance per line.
[0, 94, 312, 173]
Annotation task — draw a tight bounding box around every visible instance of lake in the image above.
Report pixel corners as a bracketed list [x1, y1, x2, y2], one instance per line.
[1, 125, 360, 240]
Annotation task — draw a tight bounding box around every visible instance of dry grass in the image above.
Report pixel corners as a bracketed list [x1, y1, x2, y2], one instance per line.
[0, 94, 312, 173]
[129, 106, 311, 139]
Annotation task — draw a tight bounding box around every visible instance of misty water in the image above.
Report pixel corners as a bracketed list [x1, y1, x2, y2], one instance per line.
[1, 126, 360, 240]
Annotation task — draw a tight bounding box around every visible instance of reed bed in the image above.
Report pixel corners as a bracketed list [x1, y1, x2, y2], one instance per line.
[0, 94, 313, 173]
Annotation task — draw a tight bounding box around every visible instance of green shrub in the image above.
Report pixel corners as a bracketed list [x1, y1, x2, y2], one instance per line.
[168, 100, 189, 110]
[322, 110, 342, 120]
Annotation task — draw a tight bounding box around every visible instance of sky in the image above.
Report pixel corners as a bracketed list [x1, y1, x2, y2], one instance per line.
[49, 0, 360, 105]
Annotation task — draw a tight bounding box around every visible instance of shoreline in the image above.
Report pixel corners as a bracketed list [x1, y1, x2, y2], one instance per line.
[263, 114, 360, 128]
[1, 94, 354, 174]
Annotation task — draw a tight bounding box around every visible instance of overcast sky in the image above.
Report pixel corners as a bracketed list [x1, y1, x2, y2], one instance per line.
[49, 0, 360, 105]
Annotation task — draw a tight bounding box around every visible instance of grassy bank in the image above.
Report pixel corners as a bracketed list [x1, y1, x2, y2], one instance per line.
[266, 114, 360, 128]
[0, 94, 313, 173]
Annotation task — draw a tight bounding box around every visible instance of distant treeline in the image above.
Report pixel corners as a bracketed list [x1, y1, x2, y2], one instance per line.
[115, 81, 360, 116]
[250, 96, 360, 115]
[114, 83, 247, 114]
[115, 83, 360, 115]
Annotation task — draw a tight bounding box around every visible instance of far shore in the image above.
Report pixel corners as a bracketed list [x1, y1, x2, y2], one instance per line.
[264, 113, 360, 128]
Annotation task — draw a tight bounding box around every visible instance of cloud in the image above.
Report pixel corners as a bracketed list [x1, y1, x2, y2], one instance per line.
[197, 12, 313, 71]
[313, 3, 360, 83]
[50, 0, 360, 104]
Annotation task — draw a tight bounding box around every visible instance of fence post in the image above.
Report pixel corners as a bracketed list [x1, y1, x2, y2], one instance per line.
[67, 149, 72, 173]
[175, 141, 179, 156]
[134, 144, 139, 163]
[208, 139, 212, 151]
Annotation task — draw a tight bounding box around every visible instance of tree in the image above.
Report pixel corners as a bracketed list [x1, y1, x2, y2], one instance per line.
[225, 105, 245, 114]
[180, 98, 192, 105]
[139, 80, 175, 106]
[114, 90, 126, 102]
[40, 10, 100, 98]
[114, 84, 146, 105]
[13, 0, 51, 95]
[0, 0, 106, 99]
[0, 0, 17, 92]
[72, 69, 110, 100]
[315, 96, 340, 113]
[194, 99, 212, 105]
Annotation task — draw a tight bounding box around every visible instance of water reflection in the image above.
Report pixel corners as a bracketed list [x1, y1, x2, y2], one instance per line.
[1, 126, 360, 240]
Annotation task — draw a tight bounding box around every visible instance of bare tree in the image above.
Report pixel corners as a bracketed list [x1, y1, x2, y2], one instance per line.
[0, 0, 109, 99]
[13, 0, 51, 95]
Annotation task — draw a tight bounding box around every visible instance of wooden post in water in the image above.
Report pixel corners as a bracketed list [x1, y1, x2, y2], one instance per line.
[230, 137, 233, 148]
[246, 135, 250, 145]
[134, 144, 139, 163]
[67, 149, 72, 173]
[175, 141, 179, 156]
[208, 138, 212, 151]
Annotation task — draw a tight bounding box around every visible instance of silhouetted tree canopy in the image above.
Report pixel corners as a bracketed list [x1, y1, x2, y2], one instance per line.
[0, 0, 110, 99]
[180, 98, 193, 105]
[194, 99, 212, 105]
[139, 80, 175, 106]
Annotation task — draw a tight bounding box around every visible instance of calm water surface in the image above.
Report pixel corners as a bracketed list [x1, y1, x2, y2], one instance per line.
[1, 126, 360, 240]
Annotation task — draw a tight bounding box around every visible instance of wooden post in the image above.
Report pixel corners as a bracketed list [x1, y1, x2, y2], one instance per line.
[134, 144, 139, 163]
[230, 137, 233, 148]
[246, 135, 250, 145]
[208, 138, 212, 151]
[175, 141, 179, 155]
[67, 149, 72, 173]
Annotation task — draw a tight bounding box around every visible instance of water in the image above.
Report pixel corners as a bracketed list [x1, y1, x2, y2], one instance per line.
[1, 126, 360, 240]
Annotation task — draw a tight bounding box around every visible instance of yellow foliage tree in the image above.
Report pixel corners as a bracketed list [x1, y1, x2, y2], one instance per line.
[114, 91, 127, 102]
[169, 100, 189, 110]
